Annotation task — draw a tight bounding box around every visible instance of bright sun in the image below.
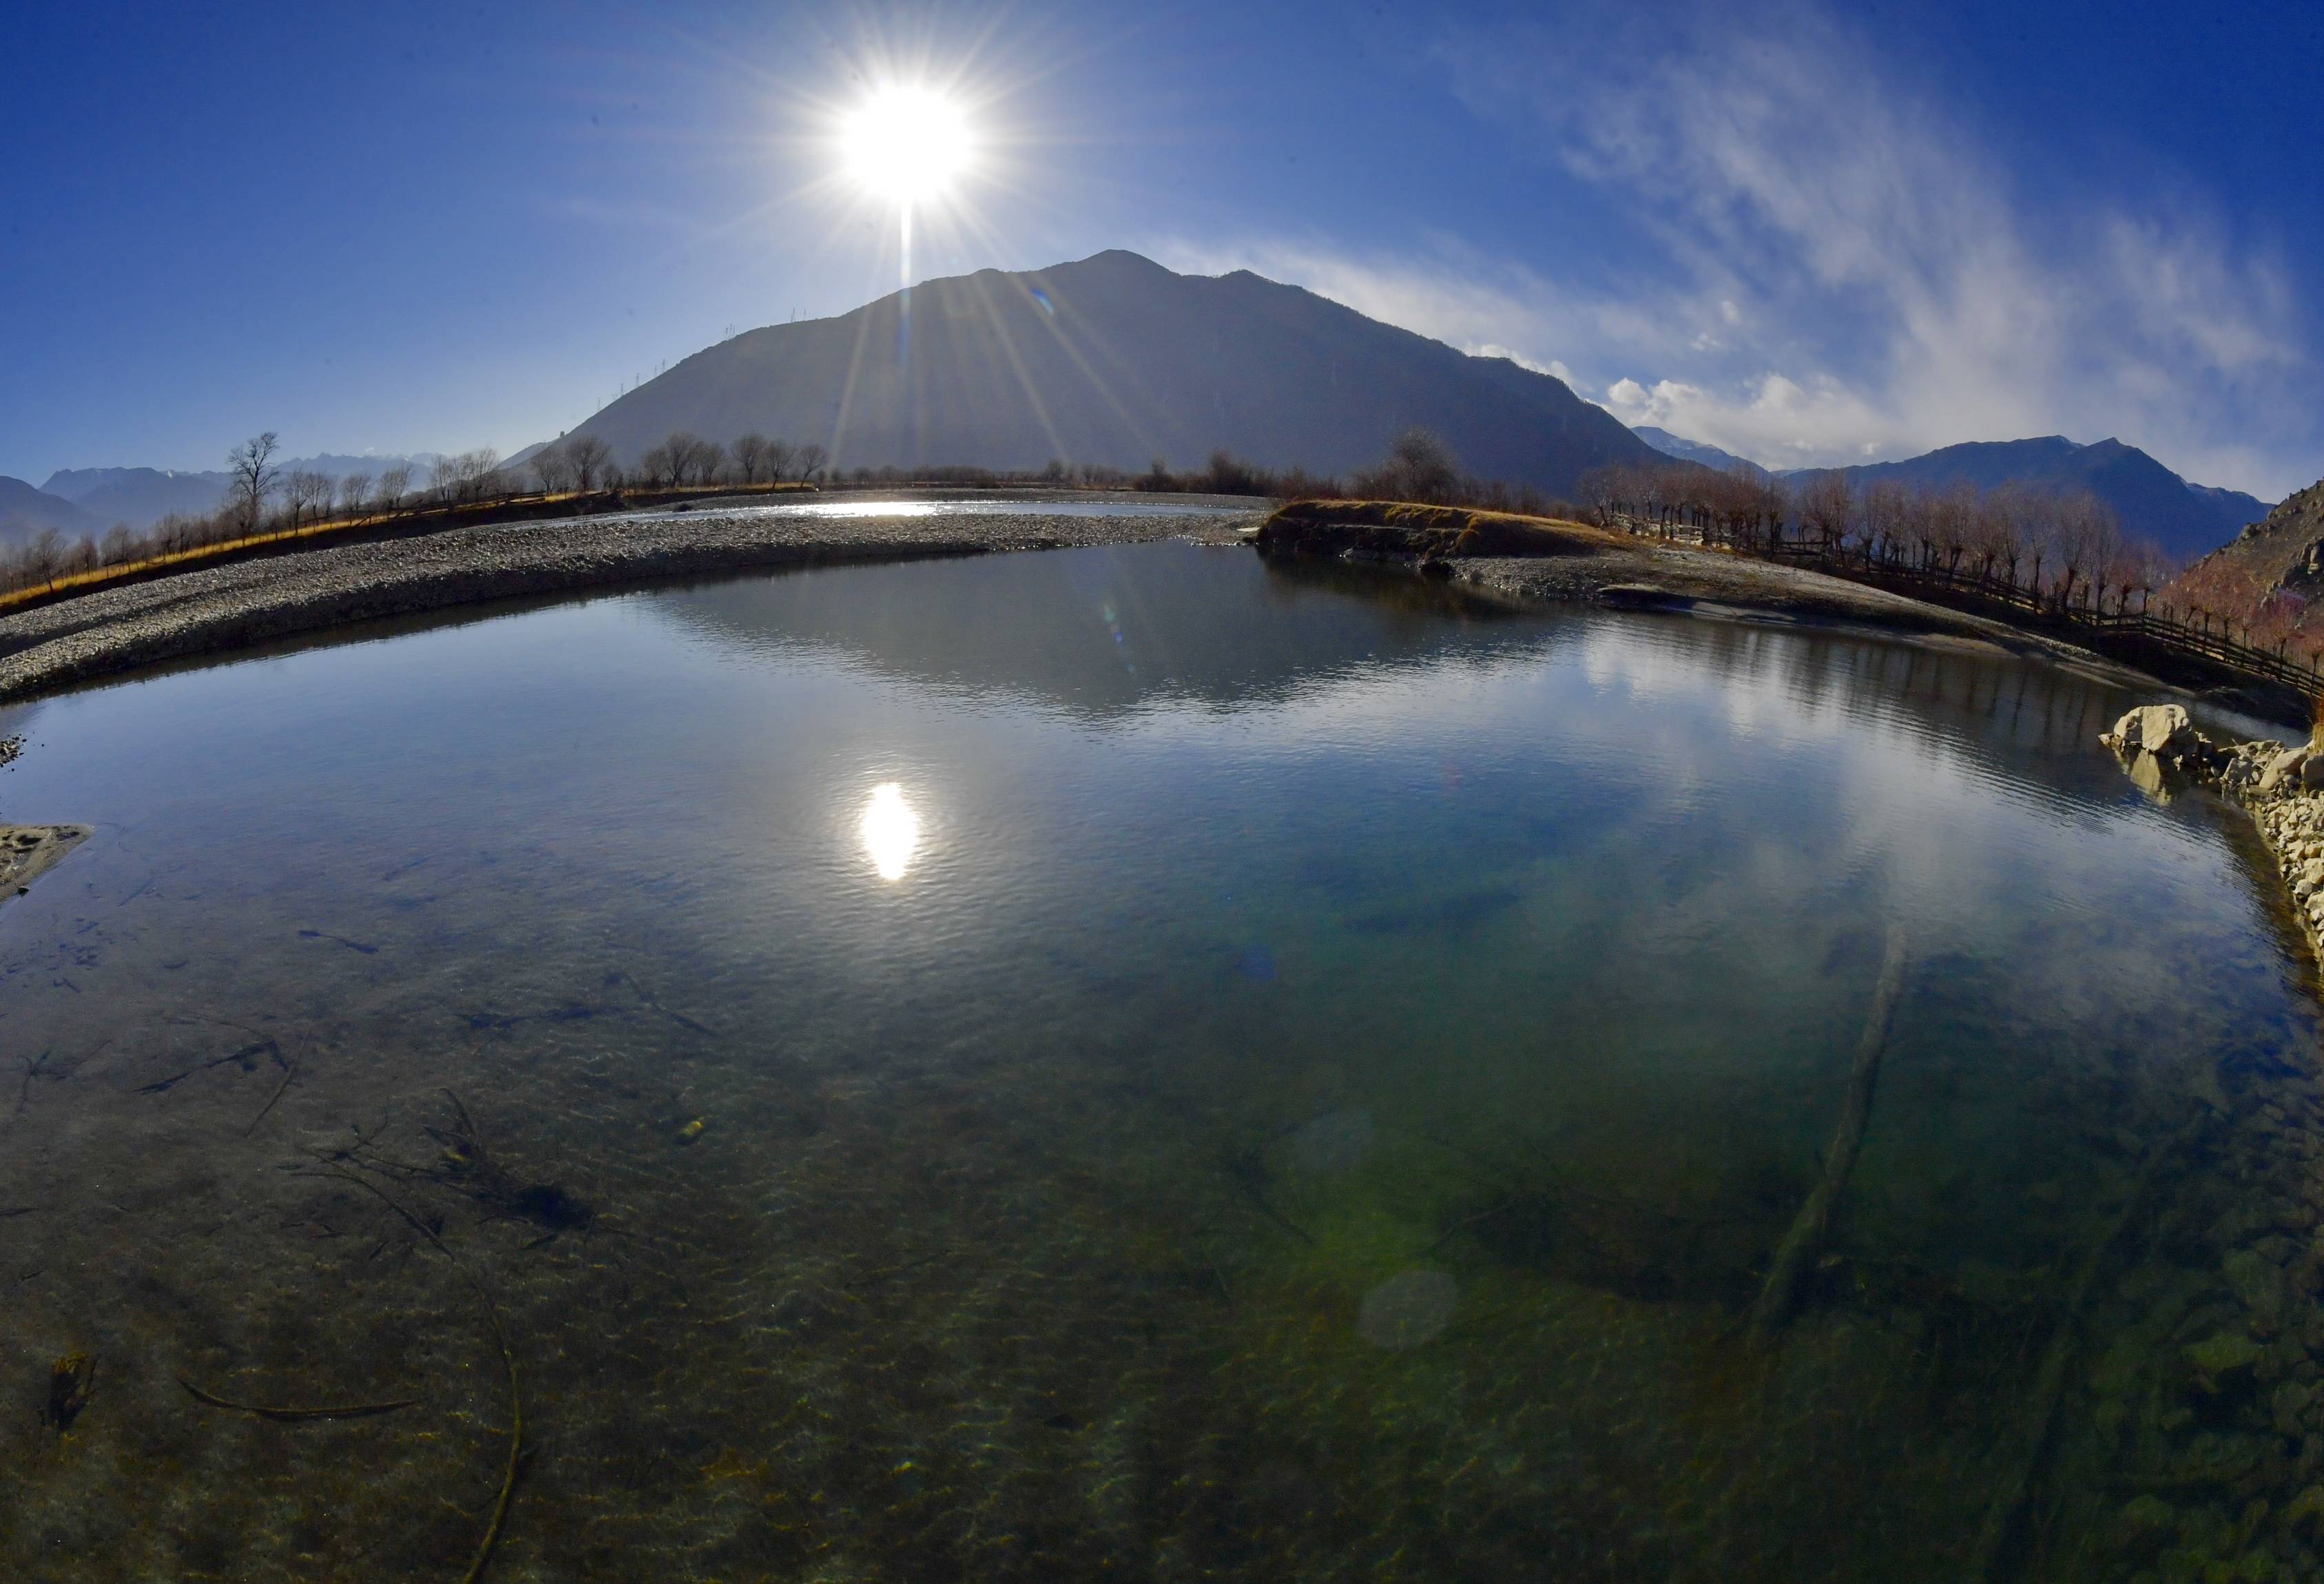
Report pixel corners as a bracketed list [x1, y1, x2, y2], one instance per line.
[840, 85, 972, 205]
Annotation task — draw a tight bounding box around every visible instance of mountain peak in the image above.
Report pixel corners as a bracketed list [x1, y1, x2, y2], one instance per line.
[1787, 435, 2269, 560]
[562, 253, 1662, 494]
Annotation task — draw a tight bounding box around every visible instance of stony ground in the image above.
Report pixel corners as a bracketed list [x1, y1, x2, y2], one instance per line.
[0, 499, 1262, 702]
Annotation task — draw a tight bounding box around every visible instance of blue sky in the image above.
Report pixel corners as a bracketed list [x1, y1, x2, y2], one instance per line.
[5, 1, 2319, 499]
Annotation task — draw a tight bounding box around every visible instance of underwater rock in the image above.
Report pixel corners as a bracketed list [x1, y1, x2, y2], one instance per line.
[2113, 1494, 2177, 1560]
[2276, 1383, 2315, 1437]
[2228, 1249, 2289, 1333]
[1358, 1269, 1457, 1350]
[2187, 1331, 2267, 1388]
[41, 1353, 94, 1432]
[2285, 1484, 2324, 1537]
[1287, 1109, 1373, 1174]
[0, 824, 90, 906]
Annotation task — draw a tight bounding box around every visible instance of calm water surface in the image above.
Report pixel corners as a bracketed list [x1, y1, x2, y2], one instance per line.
[2, 541, 2318, 1582]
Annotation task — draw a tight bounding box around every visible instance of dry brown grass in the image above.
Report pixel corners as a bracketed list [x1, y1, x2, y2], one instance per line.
[1260, 499, 1624, 560]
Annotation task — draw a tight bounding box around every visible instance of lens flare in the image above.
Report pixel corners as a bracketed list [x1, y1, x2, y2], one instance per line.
[840, 86, 973, 205]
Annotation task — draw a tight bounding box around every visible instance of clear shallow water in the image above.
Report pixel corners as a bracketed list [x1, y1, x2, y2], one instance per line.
[1, 541, 2319, 1581]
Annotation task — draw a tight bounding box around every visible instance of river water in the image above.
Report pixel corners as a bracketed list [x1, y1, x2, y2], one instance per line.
[1, 537, 2318, 1582]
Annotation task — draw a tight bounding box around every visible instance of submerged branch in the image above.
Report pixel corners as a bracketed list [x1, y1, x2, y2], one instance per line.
[179, 1377, 417, 1421]
[318, 1167, 524, 1583]
[1745, 925, 1910, 1341]
[1963, 1127, 2184, 1582]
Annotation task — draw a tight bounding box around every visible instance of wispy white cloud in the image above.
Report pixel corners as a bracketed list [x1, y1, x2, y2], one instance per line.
[1153, 236, 1586, 366]
[1178, 3, 2317, 499]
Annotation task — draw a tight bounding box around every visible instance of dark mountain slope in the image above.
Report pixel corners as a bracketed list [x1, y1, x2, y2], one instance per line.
[564, 250, 1663, 497]
[2183, 478, 2324, 595]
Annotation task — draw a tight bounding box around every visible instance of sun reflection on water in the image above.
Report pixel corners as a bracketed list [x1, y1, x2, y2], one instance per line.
[860, 782, 921, 880]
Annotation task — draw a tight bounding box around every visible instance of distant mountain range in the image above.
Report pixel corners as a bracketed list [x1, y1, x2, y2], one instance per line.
[1632, 428, 2270, 562]
[38, 467, 231, 530]
[0, 475, 105, 548]
[557, 249, 1665, 499]
[25, 453, 443, 534]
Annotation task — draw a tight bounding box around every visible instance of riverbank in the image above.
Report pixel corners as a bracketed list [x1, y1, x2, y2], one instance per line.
[1256, 499, 2190, 700]
[0, 491, 2199, 710]
[0, 499, 1260, 702]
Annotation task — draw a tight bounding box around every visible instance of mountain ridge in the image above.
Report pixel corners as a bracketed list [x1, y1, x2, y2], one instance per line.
[0, 476, 105, 549]
[559, 249, 1666, 499]
[1631, 428, 2270, 561]
[2186, 479, 2324, 596]
[1632, 427, 1767, 476]
[36, 454, 444, 532]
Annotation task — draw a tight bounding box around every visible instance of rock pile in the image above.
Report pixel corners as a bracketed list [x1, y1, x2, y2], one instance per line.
[2082, 705, 2324, 1574]
[2102, 703, 2323, 953]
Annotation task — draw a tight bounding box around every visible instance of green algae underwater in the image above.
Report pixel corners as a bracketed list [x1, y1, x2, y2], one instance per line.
[3, 538, 2321, 1583]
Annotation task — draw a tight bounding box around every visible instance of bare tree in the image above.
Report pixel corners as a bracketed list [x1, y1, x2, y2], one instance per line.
[225, 432, 282, 534]
[532, 442, 577, 494]
[430, 448, 504, 502]
[284, 469, 333, 528]
[24, 528, 65, 581]
[765, 438, 797, 483]
[1927, 483, 1978, 574]
[648, 430, 720, 487]
[732, 433, 771, 486]
[559, 435, 610, 491]
[1353, 428, 1461, 504]
[100, 524, 140, 565]
[2048, 491, 2122, 610]
[1858, 479, 1908, 560]
[377, 465, 413, 510]
[636, 440, 677, 489]
[338, 472, 373, 517]
[689, 438, 727, 486]
[1792, 472, 1854, 550]
[795, 442, 827, 483]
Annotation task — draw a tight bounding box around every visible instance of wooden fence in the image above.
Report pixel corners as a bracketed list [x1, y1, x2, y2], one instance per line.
[1602, 508, 2324, 705]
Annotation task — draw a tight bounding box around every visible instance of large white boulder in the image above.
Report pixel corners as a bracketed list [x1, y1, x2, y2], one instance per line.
[2102, 705, 2193, 756]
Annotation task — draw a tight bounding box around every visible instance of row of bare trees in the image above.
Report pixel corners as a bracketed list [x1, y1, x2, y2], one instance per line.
[1582, 459, 2172, 614]
[533, 430, 831, 493]
[1, 425, 855, 597]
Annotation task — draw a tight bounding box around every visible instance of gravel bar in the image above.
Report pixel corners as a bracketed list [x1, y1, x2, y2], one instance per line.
[0, 502, 1261, 702]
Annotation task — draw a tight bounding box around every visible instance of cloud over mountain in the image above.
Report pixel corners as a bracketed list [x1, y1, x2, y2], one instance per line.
[1176, 1, 2315, 501]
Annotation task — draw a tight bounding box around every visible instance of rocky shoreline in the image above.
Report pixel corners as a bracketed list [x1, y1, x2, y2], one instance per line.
[2104, 704, 2324, 961]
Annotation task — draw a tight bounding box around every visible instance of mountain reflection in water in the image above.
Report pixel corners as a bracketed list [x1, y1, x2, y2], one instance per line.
[0, 539, 2312, 1583]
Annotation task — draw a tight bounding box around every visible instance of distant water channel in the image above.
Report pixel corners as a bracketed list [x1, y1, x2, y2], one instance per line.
[4, 538, 2321, 1582]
